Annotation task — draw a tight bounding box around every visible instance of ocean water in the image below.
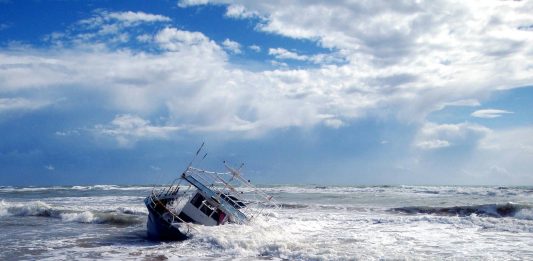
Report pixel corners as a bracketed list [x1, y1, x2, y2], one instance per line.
[1, 185, 532, 260]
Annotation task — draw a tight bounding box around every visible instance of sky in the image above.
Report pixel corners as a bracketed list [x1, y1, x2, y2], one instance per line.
[0, 0, 532, 186]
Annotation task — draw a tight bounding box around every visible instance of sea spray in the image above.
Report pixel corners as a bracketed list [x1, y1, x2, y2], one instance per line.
[1, 185, 532, 260]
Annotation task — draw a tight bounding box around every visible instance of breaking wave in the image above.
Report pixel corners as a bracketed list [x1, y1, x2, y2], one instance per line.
[279, 203, 309, 209]
[0, 200, 144, 226]
[0, 185, 153, 193]
[391, 203, 533, 220]
[60, 211, 143, 226]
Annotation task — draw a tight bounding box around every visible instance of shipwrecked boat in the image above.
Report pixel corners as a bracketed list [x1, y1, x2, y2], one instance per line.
[144, 145, 277, 240]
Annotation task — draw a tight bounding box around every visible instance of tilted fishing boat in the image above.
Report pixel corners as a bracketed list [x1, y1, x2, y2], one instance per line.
[144, 144, 278, 240]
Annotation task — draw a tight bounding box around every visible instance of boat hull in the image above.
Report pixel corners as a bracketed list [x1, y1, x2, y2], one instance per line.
[145, 198, 188, 241]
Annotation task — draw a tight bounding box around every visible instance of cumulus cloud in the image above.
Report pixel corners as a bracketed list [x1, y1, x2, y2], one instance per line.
[0, 2, 531, 185]
[178, 0, 211, 8]
[105, 11, 171, 24]
[225, 4, 258, 19]
[79, 10, 170, 28]
[268, 48, 307, 61]
[249, 44, 261, 52]
[222, 38, 242, 54]
[155, 27, 221, 53]
[208, 1, 533, 66]
[471, 109, 514, 119]
[270, 60, 287, 67]
[268, 47, 345, 65]
[398, 123, 533, 184]
[0, 26, 366, 137]
[2, 1, 533, 145]
[180, 0, 533, 120]
[94, 114, 181, 147]
[46, 10, 171, 47]
[414, 122, 490, 150]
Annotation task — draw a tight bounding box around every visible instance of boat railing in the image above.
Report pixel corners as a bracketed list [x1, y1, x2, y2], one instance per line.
[147, 191, 195, 234]
[186, 166, 280, 221]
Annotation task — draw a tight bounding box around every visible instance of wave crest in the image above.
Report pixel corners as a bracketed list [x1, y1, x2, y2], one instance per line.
[0, 200, 144, 225]
[391, 202, 532, 219]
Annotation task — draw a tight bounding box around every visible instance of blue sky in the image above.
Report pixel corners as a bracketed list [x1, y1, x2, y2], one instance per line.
[0, 0, 532, 186]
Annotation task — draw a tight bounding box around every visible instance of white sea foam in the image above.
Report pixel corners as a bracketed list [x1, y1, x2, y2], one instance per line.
[116, 206, 148, 215]
[0, 185, 153, 193]
[0, 200, 144, 226]
[60, 211, 97, 223]
[515, 208, 533, 220]
[0, 201, 8, 217]
[0, 200, 59, 217]
[1, 185, 532, 260]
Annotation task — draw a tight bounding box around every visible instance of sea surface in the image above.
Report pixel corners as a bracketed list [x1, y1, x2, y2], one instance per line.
[1, 184, 532, 260]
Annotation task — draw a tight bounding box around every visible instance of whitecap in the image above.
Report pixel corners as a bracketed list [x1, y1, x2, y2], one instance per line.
[60, 211, 96, 223]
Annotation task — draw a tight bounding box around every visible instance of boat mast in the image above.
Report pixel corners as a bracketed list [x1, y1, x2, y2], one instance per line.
[163, 142, 205, 196]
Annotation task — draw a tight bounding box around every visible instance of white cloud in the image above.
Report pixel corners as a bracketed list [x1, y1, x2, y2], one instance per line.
[136, 34, 152, 42]
[46, 10, 171, 46]
[180, 0, 533, 121]
[55, 130, 80, 136]
[155, 27, 221, 54]
[0, 98, 51, 112]
[471, 109, 514, 119]
[94, 114, 181, 147]
[225, 4, 258, 19]
[268, 48, 344, 65]
[178, 0, 210, 8]
[0, 2, 531, 185]
[268, 48, 307, 61]
[1, 1, 532, 141]
[318, 114, 345, 129]
[414, 122, 490, 150]
[249, 44, 261, 52]
[222, 38, 242, 54]
[323, 118, 344, 129]
[416, 139, 450, 150]
[79, 10, 170, 28]
[443, 99, 481, 107]
[479, 127, 533, 153]
[398, 124, 533, 184]
[106, 11, 171, 24]
[464, 127, 533, 184]
[270, 60, 287, 67]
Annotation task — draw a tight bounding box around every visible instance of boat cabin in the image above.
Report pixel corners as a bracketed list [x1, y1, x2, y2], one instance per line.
[178, 192, 227, 226]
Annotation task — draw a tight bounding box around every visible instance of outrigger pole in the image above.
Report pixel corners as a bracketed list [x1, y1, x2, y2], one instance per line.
[163, 142, 205, 196]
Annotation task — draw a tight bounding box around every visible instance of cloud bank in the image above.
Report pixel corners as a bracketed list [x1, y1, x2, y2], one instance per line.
[2, 3, 532, 136]
[0, 2, 532, 184]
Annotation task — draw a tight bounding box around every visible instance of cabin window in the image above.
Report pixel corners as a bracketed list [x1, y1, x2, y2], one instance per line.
[200, 202, 214, 216]
[190, 193, 205, 208]
[221, 193, 246, 209]
[210, 209, 225, 222]
[210, 212, 218, 221]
